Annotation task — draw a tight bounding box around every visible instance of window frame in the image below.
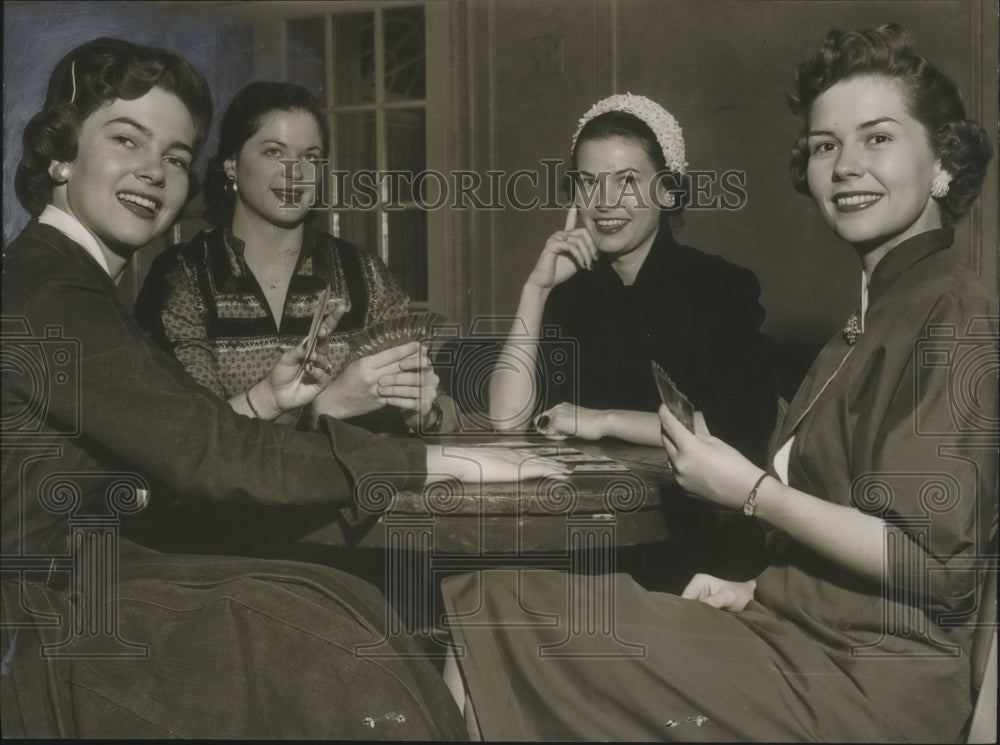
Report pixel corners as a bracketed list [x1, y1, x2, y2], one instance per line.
[251, 0, 452, 315]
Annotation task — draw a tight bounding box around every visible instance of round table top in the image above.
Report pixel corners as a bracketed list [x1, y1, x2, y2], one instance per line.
[301, 436, 689, 553]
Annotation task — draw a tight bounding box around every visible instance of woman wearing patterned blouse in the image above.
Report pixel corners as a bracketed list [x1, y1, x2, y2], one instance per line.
[136, 81, 442, 431]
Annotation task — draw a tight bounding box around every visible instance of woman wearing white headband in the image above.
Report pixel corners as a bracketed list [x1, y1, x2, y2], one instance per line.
[488, 93, 778, 588]
[445, 26, 995, 741]
[488, 93, 777, 468]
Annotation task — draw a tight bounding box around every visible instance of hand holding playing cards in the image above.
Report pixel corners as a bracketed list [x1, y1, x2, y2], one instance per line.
[261, 299, 348, 413]
[310, 341, 433, 420]
[658, 404, 760, 510]
[378, 343, 439, 418]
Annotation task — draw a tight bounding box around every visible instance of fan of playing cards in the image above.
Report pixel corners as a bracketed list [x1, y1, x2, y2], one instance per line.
[344, 311, 444, 362]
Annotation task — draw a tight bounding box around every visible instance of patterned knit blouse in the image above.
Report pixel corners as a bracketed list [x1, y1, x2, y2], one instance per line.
[134, 225, 410, 401]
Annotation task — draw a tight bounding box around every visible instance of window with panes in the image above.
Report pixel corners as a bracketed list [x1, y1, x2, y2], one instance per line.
[286, 4, 432, 307]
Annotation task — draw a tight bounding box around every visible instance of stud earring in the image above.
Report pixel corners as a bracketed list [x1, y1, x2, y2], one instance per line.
[930, 177, 950, 199]
[50, 162, 71, 183]
[656, 187, 677, 209]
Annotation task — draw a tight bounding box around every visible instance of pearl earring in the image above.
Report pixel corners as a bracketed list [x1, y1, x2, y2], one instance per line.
[931, 177, 950, 199]
[50, 163, 71, 183]
[227, 175, 238, 195]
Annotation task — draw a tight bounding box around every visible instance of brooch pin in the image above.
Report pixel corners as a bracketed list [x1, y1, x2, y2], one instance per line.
[842, 313, 862, 346]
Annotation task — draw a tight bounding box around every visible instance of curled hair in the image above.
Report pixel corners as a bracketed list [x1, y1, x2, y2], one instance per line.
[14, 37, 213, 217]
[788, 24, 991, 225]
[203, 81, 330, 226]
[570, 110, 689, 217]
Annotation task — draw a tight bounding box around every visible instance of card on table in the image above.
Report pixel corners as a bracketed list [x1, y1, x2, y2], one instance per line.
[551, 454, 615, 463]
[572, 463, 631, 473]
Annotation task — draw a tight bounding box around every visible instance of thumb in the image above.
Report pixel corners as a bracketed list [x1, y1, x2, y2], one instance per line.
[658, 404, 696, 447]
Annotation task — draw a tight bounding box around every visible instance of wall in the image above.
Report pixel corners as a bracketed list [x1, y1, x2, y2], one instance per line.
[2, 0, 253, 301]
[4, 0, 996, 347]
[474, 0, 998, 347]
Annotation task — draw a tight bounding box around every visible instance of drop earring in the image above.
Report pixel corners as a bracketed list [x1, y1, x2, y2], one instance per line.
[227, 175, 238, 195]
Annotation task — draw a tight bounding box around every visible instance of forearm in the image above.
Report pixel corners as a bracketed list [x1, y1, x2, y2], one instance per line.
[753, 476, 887, 583]
[599, 410, 663, 446]
[488, 283, 550, 431]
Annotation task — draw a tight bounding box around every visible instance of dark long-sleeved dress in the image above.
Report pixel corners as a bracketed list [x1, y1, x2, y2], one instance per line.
[540, 222, 777, 466]
[442, 228, 998, 742]
[0, 221, 464, 739]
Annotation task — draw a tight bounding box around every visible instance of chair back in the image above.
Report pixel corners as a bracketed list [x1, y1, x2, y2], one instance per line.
[965, 550, 997, 743]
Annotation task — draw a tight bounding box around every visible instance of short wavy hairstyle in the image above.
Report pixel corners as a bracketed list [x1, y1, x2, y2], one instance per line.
[788, 24, 992, 226]
[14, 37, 213, 217]
[202, 81, 330, 226]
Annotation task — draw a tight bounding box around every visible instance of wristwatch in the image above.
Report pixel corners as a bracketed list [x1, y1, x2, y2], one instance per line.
[422, 400, 444, 433]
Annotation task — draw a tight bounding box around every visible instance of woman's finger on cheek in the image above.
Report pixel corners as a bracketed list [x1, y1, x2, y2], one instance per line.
[577, 229, 598, 260]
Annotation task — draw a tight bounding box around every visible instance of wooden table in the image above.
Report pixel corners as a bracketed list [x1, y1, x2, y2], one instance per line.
[300, 435, 701, 657]
[300, 435, 682, 553]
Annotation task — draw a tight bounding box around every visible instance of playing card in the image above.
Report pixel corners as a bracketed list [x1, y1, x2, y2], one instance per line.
[572, 463, 630, 473]
[651, 360, 695, 433]
[552, 454, 615, 463]
[300, 286, 331, 373]
[520, 446, 574, 456]
[346, 311, 444, 361]
[461, 440, 538, 448]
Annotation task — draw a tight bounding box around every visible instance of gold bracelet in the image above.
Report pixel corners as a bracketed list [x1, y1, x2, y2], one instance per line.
[742, 472, 769, 517]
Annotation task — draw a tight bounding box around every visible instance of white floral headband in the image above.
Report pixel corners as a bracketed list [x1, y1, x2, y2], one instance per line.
[571, 93, 687, 175]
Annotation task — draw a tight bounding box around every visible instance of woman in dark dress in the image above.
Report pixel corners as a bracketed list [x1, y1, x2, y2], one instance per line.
[488, 94, 776, 467]
[0, 37, 562, 739]
[135, 81, 448, 433]
[443, 24, 996, 742]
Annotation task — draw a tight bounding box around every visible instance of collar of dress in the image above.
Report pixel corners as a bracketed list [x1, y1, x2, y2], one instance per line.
[866, 227, 955, 308]
[219, 222, 320, 278]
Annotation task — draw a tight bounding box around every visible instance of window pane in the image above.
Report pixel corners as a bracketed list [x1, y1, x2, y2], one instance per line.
[387, 209, 428, 302]
[331, 12, 375, 105]
[333, 112, 376, 209]
[386, 109, 425, 204]
[384, 6, 425, 102]
[285, 16, 327, 106]
[333, 210, 379, 263]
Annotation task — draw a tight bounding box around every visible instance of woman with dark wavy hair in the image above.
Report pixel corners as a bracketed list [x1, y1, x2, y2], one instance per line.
[1, 37, 562, 739]
[442, 24, 996, 742]
[135, 80, 448, 433]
